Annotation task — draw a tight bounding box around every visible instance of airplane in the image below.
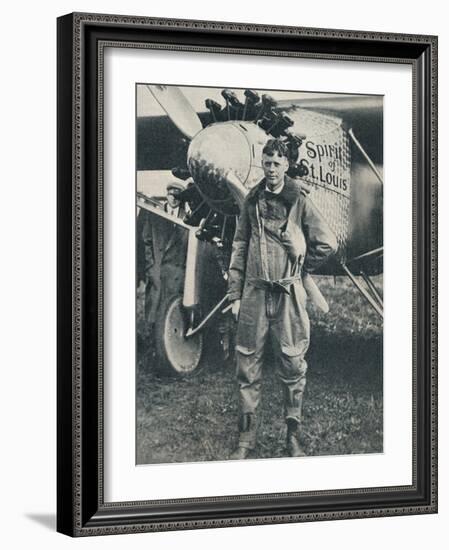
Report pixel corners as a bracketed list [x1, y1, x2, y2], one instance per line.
[136, 85, 383, 376]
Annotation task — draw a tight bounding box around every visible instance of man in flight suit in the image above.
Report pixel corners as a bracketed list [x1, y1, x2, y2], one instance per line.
[228, 138, 337, 459]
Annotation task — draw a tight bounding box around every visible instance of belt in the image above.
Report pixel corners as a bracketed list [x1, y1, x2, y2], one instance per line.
[249, 275, 302, 295]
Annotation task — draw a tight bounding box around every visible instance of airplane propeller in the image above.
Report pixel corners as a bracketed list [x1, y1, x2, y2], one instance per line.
[146, 85, 203, 141]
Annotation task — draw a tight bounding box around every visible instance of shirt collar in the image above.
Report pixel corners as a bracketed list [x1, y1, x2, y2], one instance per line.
[264, 181, 285, 195]
[248, 176, 301, 208]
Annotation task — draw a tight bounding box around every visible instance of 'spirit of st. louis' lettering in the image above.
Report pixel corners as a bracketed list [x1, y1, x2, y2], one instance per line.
[307, 163, 347, 191]
[306, 140, 344, 163]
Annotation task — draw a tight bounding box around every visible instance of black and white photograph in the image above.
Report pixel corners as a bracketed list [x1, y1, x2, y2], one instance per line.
[135, 84, 383, 465]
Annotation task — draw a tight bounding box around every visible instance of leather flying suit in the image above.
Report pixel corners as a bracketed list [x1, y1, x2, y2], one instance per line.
[228, 176, 337, 449]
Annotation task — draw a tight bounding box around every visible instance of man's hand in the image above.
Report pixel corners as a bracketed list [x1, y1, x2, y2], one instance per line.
[231, 300, 241, 321]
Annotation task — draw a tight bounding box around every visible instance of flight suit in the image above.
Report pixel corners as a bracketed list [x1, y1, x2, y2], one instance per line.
[228, 176, 337, 449]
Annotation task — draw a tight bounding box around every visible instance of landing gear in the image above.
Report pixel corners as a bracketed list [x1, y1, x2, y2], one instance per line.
[342, 248, 384, 318]
[154, 295, 203, 376]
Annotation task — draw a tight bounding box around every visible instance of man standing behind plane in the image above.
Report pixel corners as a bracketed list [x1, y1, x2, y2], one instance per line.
[227, 138, 337, 459]
[140, 181, 187, 344]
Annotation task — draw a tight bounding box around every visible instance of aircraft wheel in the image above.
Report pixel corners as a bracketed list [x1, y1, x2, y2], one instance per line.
[155, 295, 203, 376]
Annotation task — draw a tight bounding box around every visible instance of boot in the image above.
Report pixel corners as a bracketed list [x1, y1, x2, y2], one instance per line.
[229, 445, 251, 460]
[286, 419, 306, 457]
[230, 413, 256, 460]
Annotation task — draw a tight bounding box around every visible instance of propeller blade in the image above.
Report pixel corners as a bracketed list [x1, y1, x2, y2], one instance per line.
[221, 171, 248, 211]
[303, 273, 330, 314]
[146, 85, 203, 140]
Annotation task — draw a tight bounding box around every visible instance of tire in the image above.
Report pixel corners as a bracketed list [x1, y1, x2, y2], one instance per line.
[154, 295, 203, 376]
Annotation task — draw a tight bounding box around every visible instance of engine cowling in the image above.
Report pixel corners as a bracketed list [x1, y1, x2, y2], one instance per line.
[187, 121, 267, 216]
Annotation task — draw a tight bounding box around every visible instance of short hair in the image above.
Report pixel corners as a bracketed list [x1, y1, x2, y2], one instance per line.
[262, 138, 289, 159]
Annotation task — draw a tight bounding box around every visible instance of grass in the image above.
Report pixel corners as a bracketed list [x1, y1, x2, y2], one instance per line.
[136, 275, 383, 464]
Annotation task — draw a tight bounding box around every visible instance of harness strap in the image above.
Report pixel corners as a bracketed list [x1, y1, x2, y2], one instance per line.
[249, 274, 302, 295]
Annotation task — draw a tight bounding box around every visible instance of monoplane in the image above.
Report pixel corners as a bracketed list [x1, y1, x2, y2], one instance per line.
[137, 85, 383, 375]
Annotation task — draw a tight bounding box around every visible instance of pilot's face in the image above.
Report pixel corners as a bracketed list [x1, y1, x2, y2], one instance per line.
[167, 189, 181, 208]
[262, 152, 289, 190]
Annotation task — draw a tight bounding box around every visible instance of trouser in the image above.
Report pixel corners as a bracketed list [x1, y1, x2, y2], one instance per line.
[236, 292, 309, 449]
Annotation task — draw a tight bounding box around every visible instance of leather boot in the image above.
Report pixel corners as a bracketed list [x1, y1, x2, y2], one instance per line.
[230, 413, 256, 460]
[286, 419, 306, 457]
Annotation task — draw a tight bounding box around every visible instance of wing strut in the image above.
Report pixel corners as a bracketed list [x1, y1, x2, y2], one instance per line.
[348, 128, 384, 185]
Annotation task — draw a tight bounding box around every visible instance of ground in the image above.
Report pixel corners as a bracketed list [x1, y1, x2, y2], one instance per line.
[136, 275, 383, 464]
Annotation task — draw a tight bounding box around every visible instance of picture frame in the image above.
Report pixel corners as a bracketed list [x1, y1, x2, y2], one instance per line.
[57, 12, 437, 536]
